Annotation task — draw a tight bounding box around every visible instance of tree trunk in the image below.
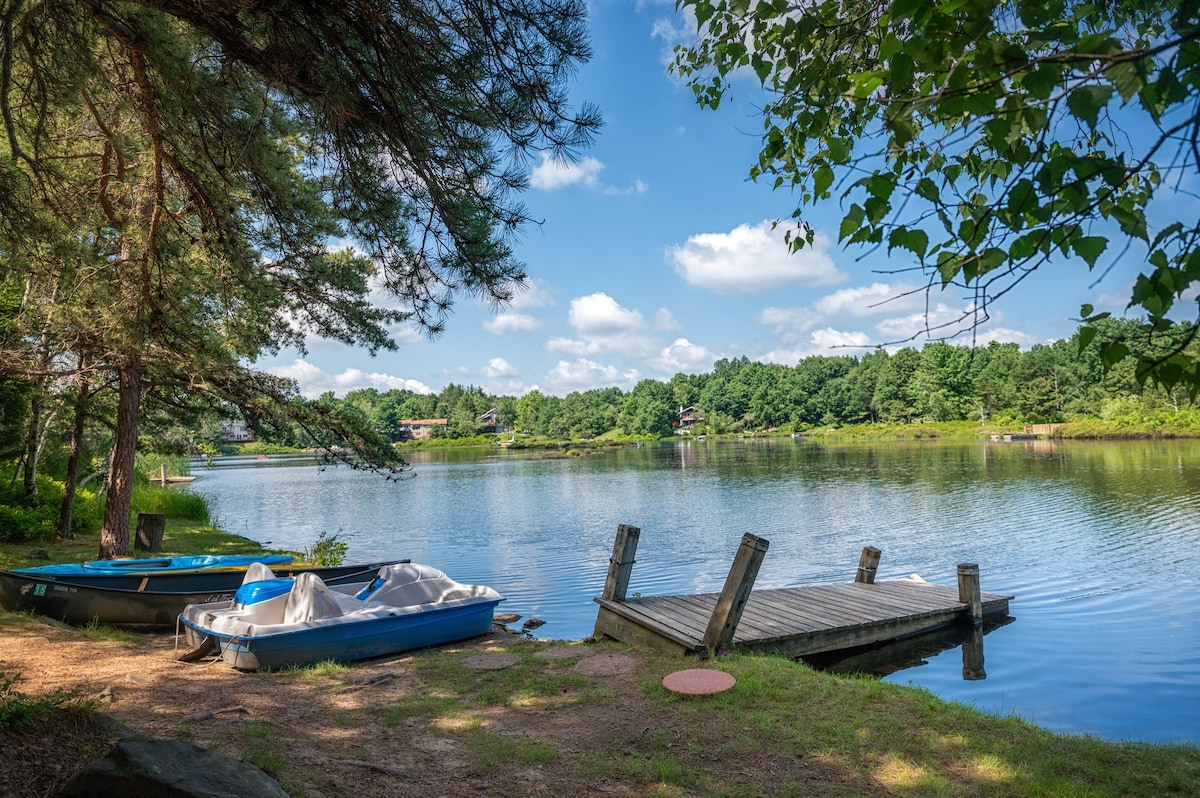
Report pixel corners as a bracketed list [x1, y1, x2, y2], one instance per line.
[98, 354, 142, 559]
[22, 391, 42, 499]
[58, 369, 90, 539]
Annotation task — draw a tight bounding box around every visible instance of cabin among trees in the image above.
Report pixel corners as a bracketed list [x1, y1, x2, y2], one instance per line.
[397, 419, 448, 441]
[478, 408, 500, 433]
[219, 420, 256, 443]
[675, 406, 704, 434]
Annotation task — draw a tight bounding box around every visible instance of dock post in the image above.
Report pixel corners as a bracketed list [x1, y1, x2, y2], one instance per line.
[702, 533, 770, 655]
[600, 524, 641, 602]
[855, 546, 881, 584]
[957, 563, 982, 626]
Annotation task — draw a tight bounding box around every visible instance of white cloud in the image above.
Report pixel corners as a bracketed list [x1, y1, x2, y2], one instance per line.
[483, 357, 517, 378]
[759, 328, 874, 365]
[546, 336, 601, 356]
[670, 221, 844, 293]
[549, 293, 661, 359]
[653, 338, 719, 374]
[484, 279, 556, 334]
[653, 308, 681, 331]
[873, 303, 985, 343]
[509, 279, 557, 311]
[757, 306, 821, 334]
[569, 292, 645, 334]
[530, 154, 604, 191]
[814, 282, 926, 318]
[808, 327, 874, 349]
[972, 327, 1044, 348]
[541, 358, 641, 395]
[267, 359, 434, 399]
[484, 313, 541, 334]
[529, 155, 647, 195]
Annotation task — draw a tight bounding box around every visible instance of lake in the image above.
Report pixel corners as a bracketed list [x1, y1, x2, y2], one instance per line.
[188, 438, 1200, 746]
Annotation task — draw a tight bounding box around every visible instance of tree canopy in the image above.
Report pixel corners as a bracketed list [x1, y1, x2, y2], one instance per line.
[672, 0, 1200, 389]
[0, 0, 599, 555]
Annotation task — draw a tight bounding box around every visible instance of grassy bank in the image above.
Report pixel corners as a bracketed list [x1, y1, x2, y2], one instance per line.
[1, 614, 1196, 798]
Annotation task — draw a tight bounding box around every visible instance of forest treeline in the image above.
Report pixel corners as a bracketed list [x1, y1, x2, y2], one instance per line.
[237, 318, 1200, 446]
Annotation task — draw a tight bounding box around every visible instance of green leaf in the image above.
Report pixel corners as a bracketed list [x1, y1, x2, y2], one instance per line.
[1066, 85, 1115, 129]
[1100, 341, 1129, 367]
[813, 164, 834, 197]
[1077, 325, 1097, 353]
[1073, 235, 1108, 267]
[915, 177, 939, 203]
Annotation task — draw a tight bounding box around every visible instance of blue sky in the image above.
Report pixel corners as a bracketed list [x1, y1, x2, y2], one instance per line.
[263, 1, 1155, 400]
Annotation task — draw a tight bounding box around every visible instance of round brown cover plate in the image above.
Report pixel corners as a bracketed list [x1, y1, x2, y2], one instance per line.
[662, 668, 736, 695]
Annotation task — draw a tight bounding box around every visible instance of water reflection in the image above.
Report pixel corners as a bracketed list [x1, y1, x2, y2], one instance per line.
[804, 615, 1013, 681]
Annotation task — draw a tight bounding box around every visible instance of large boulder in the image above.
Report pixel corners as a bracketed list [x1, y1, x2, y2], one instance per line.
[59, 739, 288, 798]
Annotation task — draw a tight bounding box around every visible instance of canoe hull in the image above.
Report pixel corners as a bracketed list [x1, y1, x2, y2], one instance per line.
[0, 562, 406, 626]
[180, 596, 502, 670]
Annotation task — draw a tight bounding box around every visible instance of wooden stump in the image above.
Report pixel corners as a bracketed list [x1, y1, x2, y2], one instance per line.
[135, 513, 166, 552]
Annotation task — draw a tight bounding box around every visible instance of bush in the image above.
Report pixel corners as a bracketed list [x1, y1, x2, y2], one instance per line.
[303, 530, 348, 566]
[0, 476, 102, 543]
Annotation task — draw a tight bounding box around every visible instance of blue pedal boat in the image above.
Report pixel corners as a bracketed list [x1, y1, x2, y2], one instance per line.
[0, 559, 409, 626]
[178, 563, 504, 670]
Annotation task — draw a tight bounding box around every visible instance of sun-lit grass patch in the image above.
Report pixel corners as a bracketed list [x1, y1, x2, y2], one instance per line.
[77, 619, 142, 644]
[969, 753, 1018, 781]
[874, 754, 933, 789]
[432, 713, 482, 732]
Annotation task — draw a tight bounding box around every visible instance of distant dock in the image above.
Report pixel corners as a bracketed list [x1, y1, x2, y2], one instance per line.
[592, 525, 1013, 660]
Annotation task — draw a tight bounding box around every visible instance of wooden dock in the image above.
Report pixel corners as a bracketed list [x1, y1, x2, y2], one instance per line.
[592, 525, 1013, 660]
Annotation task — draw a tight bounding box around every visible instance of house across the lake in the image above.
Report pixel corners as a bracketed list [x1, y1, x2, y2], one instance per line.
[397, 418, 448, 441]
[478, 408, 500, 433]
[675, 406, 703, 434]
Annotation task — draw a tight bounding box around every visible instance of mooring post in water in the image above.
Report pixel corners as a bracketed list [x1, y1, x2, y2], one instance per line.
[702, 533, 770, 655]
[855, 546, 881, 584]
[600, 524, 641, 602]
[957, 563, 983, 626]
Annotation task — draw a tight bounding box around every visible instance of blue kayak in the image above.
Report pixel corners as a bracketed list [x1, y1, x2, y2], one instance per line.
[16, 554, 293, 576]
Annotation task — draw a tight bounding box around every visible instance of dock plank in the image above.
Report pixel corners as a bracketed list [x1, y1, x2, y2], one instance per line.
[594, 575, 1012, 657]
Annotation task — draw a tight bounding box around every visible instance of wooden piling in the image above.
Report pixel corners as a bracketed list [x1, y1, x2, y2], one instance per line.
[599, 524, 640, 603]
[701, 533, 770, 655]
[855, 546, 881, 584]
[957, 563, 982, 626]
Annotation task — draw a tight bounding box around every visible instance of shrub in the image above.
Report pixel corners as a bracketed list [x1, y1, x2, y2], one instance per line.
[303, 530, 348, 566]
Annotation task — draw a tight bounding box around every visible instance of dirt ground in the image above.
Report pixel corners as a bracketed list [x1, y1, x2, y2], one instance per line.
[0, 617, 866, 798]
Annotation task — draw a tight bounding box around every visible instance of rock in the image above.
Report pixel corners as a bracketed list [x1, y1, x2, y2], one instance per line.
[520, 618, 546, 632]
[59, 739, 289, 798]
[493, 612, 522, 625]
[26, 548, 49, 560]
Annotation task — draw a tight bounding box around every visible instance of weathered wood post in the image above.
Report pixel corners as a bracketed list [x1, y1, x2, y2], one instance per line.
[957, 563, 982, 626]
[599, 524, 641, 603]
[592, 524, 642, 642]
[159, 463, 168, 484]
[702, 533, 770, 656]
[855, 546, 881, 584]
[135, 513, 167, 552]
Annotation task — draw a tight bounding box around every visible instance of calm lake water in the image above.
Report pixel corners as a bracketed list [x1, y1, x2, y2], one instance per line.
[188, 438, 1200, 745]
